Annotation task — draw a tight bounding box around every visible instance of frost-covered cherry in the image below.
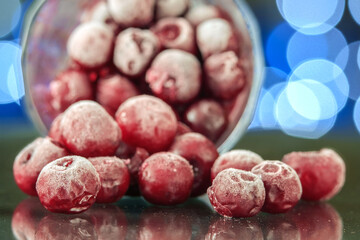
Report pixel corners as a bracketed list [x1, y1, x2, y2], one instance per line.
[49, 69, 93, 114]
[282, 148, 346, 201]
[13, 137, 69, 196]
[60, 101, 121, 157]
[169, 133, 219, 196]
[67, 22, 114, 69]
[185, 5, 222, 27]
[81, 1, 118, 32]
[152, 18, 195, 53]
[207, 169, 265, 218]
[146, 49, 201, 104]
[155, 0, 190, 19]
[48, 113, 63, 142]
[36, 156, 101, 213]
[251, 161, 302, 214]
[114, 28, 160, 77]
[88, 157, 130, 203]
[197, 18, 239, 59]
[211, 150, 263, 181]
[115, 95, 177, 153]
[184, 99, 227, 142]
[204, 51, 246, 99]
[176, 122, 192, 136]
[138, 152, 194, 205]
[96, 74, 139, 116]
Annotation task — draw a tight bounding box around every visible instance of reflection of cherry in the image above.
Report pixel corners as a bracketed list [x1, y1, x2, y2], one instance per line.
[288, 202, 343, 240]
[11, 197, 48, 240]
[262, 214, 300, 240]
[138, 207, 192, 240]
[205, 215, 263, 240]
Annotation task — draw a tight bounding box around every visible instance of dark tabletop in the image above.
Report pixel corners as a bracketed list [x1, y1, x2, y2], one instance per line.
[1, 131, 360, 239]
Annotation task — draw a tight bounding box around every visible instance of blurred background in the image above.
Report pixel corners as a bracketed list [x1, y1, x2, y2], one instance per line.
[0, 0, 360, 140]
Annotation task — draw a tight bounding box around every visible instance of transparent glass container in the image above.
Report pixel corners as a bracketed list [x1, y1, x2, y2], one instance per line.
[22, 0, 264, 153]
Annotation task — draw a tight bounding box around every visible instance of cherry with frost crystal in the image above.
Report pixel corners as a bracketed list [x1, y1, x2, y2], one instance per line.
[155, 0, 190, 19]
[138, 152, 194, 205]
[115, 95, 177, 153]
[169, 132, 219, 196]
[185, 5, 222, 27]
[36, 156, 101, 213]
[282, 148, 346, 201]
[251, 160, 302, 214]
[207, 168, 265, 218]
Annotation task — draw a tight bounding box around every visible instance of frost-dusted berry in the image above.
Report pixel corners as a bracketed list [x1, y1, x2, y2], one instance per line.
[282, 148, 346, 201]
[49, 69, 94, 113]
[96, 74, 139, 116]
[81, 1, 118, 32]
[184, 99, 227, 142]
[138, 152, 194, 205]
[146, 49, 201, 104]
[155, 0, 190, 19]
[152, 18, 195, 53]
[60, 101, 121, 157]
[204, 51, 246, 99]
[211, 150, 263, 181]
[169, 133, 219, 196]
[185, 5, 222, 27]
[108, 0, 155, 27]
[13, 137, 68, 196]
[115, 95, 177, 153]
[67, 22, 114, 69]
[176, 122, 192, 136]
[36, 156, 101, 213]
[207, 169, 265, 218]
[251, 161, 302, 214]
[114, 28, 160, 77]
[197, 18, 239, 59]
[88, 157, 130, 203]
[48, 113, 63, 142]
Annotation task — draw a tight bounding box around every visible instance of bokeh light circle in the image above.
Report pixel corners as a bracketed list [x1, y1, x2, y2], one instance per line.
[0, 0, 21, 38]
[353, 96, 360, 134]
[349, 0, 360, 25]
[263, 67, 288, 89]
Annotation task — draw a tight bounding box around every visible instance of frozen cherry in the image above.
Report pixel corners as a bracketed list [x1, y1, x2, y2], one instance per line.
[185, 5, 222, 27]
[13, 137, 69, 196]
[36, 156, 101, 213]
[251, 161, 302, 214]
[207, 168, 265, 218]
[152, 17, 196, 53]
[49, 69, 94, 114]
[108, 0, 155, 27]
[282, 148, 346, 201]
[169, 133, 219, 196]
[60, 100, 121, 157]
[67, 22, 114, 69]
[88, 156, 130, 203]
[197, 18, 239, 59]
[113, 28, 160, 77]
[138, 152, 194, 205]
[211, 150, 263, 181]
[81, 1, 118, 32]
[184, 99, 227, 142]
[96, 74, 139, 116]
[204, 51, 246, 99]
[176, 122, 192, 136]
[146, 49, 202, 104]
[115, 95, 177, 153]
[155, 0, 190, 19]
[48, 113, 63, 142]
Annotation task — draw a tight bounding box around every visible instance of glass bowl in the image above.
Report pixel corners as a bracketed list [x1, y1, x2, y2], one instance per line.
[21, 0, 264, 153]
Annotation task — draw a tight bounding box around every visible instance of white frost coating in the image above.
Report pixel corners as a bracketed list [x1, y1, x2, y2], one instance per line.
[156, 0, 190, 19]
[185, 5, 221, 27]
[81, 1, 118, 32]
[88, 157, 126, 188]
[114, 28, 160, 76]
[67, 22, 114, 68]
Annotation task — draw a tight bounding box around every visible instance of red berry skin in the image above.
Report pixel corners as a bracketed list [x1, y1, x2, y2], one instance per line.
[96, 74, 139, 116]
[13, 137, 69, 196]
[138, 152, 194, 205]
[282, 149, 346, 201]
[169, 133, 219, 196]
[207, 168, 265, 218]
[88, 157, 130, 203]
[60, 100, 121, 157]
[211, 150, 263, 181]
[36, 156, 101, 214]
[115, 95, 177, 153]
[48, 113, 63, 143]
[184, 99, 227, 142]
[176, 122, 192, 136]
[251, 161, 302, 214]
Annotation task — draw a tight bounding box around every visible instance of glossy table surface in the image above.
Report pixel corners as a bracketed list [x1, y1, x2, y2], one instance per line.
[1, 131, 360, 239]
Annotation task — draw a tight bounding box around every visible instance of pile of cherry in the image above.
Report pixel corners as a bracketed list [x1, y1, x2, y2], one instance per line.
[14, 0, 346, 218]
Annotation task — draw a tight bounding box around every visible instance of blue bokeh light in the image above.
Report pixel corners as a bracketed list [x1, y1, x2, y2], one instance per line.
[263, 67, 288, 89]
[354, 97, 360, 134]
[349, 0, 360, 25]
[286, 28, 347, 70]
[0, 0, 22, 38]
[357, 45, 360, 71]
[259, 89, 277, 129]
